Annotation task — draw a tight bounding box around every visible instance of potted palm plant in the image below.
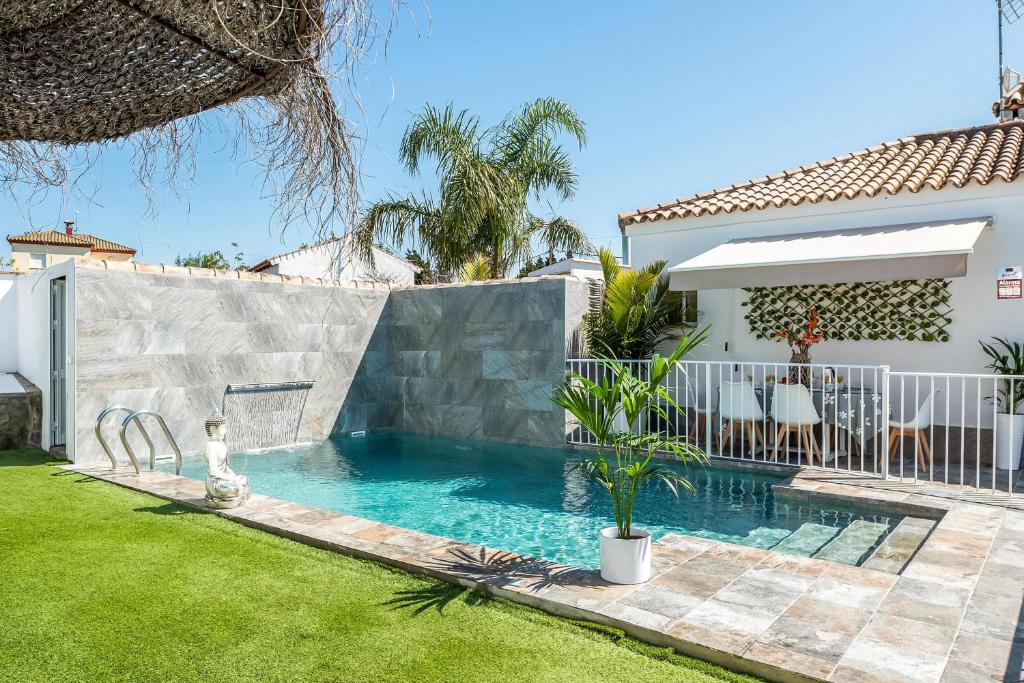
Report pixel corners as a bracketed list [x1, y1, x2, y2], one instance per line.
[980, 337, 1024, 470]
[553, 335, 707, 584]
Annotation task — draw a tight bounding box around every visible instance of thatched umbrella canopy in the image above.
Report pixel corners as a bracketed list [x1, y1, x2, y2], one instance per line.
[1, 1, 381, 231]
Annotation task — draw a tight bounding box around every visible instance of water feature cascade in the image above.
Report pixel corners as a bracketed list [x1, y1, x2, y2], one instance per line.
[222, 381, 315, 451]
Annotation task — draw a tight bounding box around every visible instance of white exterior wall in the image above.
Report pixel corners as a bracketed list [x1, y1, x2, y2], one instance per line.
[10, 244, 90, 273]
[0, 274, 18, 371]
[264, 240, 417, 285]
[15, 261, 76, 454]
[626, 183, 1024, 377]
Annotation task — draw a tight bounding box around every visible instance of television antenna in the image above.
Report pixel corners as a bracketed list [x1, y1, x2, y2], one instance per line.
[999, 0, 1024, 111]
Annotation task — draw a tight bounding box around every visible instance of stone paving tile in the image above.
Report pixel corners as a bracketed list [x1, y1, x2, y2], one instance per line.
[650, 565, 736, 599]
[877, 576, 972, 629]
[939, 658, 1008, 683]
[616, 583, 703, 620]
[744, 642, 835, 681]
[802, 567, 895, 612]
[676, 546, 766, 581]
[756, 552, 833, 579]
[672, 599, 778, 654]
[713, 571, 809, 614]
[310, 514, 378, 535]
[597, 601, 676, 632]
[782, 595, 873, 636]
[960, 590, 1024, 642]
[668, 619, 756, 658]
[835, 637, 948, 683]
[657, 532, 717, 554]
[948, 628, 1021, 674]
[755, 615, 854, 666]
[857, 613, 958, 658]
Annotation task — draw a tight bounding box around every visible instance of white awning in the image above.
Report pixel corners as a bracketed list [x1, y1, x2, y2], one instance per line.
[667, 217, 991, 290]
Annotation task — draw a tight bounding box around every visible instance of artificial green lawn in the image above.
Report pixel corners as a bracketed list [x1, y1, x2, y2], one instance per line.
[0, 450, 763, 683]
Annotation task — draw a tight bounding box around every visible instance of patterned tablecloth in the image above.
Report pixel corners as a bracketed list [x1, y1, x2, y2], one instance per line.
[751, 385, 886, 439]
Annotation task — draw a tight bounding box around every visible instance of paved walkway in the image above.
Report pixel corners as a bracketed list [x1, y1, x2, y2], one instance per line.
[71, 465, 1024, 683]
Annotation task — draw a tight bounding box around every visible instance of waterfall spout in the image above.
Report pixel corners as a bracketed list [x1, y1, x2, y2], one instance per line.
[222, 381, 315, 451]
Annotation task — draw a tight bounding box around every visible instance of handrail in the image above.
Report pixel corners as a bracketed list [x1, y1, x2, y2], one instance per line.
[95, 405, 139, 471]
[118, 410, 183, 475]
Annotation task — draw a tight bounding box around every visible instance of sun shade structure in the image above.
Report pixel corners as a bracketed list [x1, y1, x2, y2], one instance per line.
[666, 217, 991, 290]
[0, 1, 373, 233]
[0, 1, 319, 144]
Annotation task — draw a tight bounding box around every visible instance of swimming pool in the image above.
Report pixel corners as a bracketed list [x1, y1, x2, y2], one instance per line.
[167, 431, 901, 569]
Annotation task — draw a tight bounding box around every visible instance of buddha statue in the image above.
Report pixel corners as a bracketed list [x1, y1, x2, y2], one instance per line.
[203, 412, 250, 509]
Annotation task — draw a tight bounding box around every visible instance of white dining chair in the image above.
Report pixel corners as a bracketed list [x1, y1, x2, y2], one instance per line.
[770, 383, 822, 464]
[888, 390, 939, 470]
[678, 374, 716, 448]
[718, 381, 765, 457]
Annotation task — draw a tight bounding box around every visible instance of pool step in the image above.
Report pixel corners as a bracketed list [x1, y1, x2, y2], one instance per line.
[812, 520, 890, 565]
[861, 517, 936, 574]
[771, 523, 840, 557]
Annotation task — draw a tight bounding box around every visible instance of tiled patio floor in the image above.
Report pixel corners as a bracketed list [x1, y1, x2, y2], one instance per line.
[71, 464, 1024, 683]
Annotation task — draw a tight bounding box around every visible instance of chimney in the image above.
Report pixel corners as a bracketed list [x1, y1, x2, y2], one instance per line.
[64, 219, 74, 236]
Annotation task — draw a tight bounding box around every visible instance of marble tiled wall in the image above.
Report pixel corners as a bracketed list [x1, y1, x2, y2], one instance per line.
[75, 268, 389, 464]
[355, 278, 588, 446]
[74, 267, 587, 464]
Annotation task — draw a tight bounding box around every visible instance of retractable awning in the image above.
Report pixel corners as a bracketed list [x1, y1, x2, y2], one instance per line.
[667, 217, 991, 290]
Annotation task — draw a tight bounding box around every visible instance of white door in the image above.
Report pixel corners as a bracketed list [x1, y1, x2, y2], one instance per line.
[50, 278, 66, 446]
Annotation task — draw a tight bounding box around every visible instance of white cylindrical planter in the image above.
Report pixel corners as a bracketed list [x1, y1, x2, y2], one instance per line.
[599, 526, 652, 584]
[995, 413, 1024, 470]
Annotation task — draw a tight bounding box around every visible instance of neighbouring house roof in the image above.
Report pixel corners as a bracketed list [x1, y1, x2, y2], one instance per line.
[250, 236, 420, 274]
[619, 120, 1024, 229]
[6, 229, 136, 255]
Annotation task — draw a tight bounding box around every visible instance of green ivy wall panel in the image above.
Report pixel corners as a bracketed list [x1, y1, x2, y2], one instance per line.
[742, 280, 952, 343]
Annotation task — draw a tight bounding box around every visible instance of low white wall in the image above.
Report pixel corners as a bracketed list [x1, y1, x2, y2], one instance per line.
[0, 274, 18, 371]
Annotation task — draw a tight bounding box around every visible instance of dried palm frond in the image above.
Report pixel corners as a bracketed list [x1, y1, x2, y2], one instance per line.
[0, 0, 400, 236]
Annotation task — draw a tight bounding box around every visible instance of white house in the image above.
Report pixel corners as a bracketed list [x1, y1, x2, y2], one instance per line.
[619, 119, 1024, 484]
[250, 236, 420, 285]
[620, 119, 1024, 376]
[7, 221, 135, 272]
[528, 256, 635, 280]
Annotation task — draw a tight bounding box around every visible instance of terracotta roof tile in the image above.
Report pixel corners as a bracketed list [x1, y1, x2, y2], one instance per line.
[619, 120, 1024, 229]
[6, 230, 135, 254]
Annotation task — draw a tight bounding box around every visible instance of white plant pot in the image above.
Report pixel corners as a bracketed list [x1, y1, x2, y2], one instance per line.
[995, 413, 1024, 470]
[599, 526, 652, 584]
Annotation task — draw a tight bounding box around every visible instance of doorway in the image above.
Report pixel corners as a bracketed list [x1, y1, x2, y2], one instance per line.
[49, 277, 66, 446]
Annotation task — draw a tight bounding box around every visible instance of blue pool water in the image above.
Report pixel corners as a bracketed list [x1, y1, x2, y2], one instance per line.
[168, 431, 901, 569]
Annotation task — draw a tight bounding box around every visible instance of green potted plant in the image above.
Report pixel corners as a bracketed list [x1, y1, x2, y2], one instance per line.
[980, 337, 1024, 470]
[553, 336, 707, 584]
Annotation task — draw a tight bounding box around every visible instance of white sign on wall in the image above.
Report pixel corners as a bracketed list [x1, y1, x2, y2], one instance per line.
[998, 266, 1023, 300]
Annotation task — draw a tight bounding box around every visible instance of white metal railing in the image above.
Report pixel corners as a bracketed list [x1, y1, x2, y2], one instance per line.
[564, 359, 1024, 497]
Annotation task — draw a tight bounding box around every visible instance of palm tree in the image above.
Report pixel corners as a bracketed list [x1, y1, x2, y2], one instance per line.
[354, 98, 593, 279]
[582, 247, 697, 359]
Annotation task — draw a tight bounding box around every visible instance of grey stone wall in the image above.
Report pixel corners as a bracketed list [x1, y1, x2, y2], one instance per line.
[0, 373, 42, 450]
[73, 265, 587, 464]
[74, 267, 389, 464]
[354, 277, 588, 446]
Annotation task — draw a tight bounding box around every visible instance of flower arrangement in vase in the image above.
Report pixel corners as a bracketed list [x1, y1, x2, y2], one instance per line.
[777, 308, 823, 387]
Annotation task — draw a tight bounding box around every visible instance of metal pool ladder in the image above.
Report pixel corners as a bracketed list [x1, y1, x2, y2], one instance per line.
[95, 406, 183, 475]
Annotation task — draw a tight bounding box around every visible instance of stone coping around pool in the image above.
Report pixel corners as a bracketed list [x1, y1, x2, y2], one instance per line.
[566, 441, 1024, 511]
[68, 464, 1023, 683]
[73, 256, 577, 291]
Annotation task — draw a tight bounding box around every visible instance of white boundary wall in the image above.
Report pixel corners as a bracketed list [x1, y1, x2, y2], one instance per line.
[0, 274, 18, 371]
[13, 261, 76, 453]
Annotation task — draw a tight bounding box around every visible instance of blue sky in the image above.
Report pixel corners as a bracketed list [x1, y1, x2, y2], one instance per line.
[1, 0, 1018, 266]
